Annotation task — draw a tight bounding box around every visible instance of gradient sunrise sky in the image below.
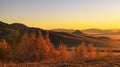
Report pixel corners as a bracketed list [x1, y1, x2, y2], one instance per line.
[0, 0, 120, 30]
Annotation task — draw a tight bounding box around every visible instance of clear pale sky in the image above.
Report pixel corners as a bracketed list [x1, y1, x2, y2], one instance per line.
[0, 0, 120, 30]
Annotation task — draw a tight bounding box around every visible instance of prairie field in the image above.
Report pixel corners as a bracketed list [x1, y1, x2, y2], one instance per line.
[0, 56, 120, 67]
[0, 52, 120, 67]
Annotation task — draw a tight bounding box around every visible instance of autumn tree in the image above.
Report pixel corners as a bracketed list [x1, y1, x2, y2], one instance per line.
[58, 42, 69, 62]
[0, 39, 12, 62]
[15, 32, 30, 62]
[45, 31, 54, 50]
[104, 47, 114, 57]
[88, 43, 96, 58]
[74, 43, 88, 60]
[71, 46, 77, 60]
[8, 30, 21, 62]
[75, 45, 82, 59]
[36, 31, 50, 60]
[15, 32, 39, 62]
[8, 30, 21, 48]
[80, 43, 88, 58]
[16, 31, 52, 62]
[96, 48, 101, 58]
[44, 31, 60, 61]
[27, 32, 38, 61]
[48, 49, 60, 62]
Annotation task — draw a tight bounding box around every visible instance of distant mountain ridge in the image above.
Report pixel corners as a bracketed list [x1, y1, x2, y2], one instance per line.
[52, 28, 120, 35]
[82, 28, 119, 34]
[51, 29, 75, 33]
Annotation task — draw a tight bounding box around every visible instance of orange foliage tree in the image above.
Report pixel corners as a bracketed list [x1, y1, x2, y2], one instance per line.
[58, 42, 69, 61]
[104, 47, 114, 57]
[71, 46, 76, 60]
[36, 31, 50, 60]
[16, 31, 52, 62]
[88, 43, 96, 58]
[96, 48, 101, 58]
[80, 43, 88, 58]
[9, 30, 58, 62]
[0, 39, 12, 62]
[15, 32, 31, 62]
[73, 43, 88, 60]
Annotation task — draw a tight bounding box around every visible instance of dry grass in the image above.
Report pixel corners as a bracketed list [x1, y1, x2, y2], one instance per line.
[0, 55, 120, 67]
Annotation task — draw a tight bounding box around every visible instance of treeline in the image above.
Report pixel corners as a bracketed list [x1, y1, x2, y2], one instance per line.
[0, 31, 114, 63]
[71, 43, 114, 60]
[0, 31, 55, 63]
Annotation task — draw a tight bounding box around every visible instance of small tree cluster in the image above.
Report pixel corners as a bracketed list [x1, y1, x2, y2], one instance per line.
[71, 43, 114, 60]
[13, 31, 55, 62]
[71, 43, 97, 60]
[0, 30, 69, 63]
[72, 43, 88, 60]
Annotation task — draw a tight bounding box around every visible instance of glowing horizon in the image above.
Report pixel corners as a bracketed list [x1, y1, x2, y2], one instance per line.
[0, 0, 120, 30]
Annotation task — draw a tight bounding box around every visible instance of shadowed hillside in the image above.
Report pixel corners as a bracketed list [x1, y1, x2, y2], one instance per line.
[0, 21, 120, 49]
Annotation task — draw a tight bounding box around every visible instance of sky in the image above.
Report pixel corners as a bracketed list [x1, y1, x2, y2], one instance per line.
[0, 0, 120, 30]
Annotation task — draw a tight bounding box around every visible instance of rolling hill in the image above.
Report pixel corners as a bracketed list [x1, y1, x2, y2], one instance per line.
[0, 21, 120, 49]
